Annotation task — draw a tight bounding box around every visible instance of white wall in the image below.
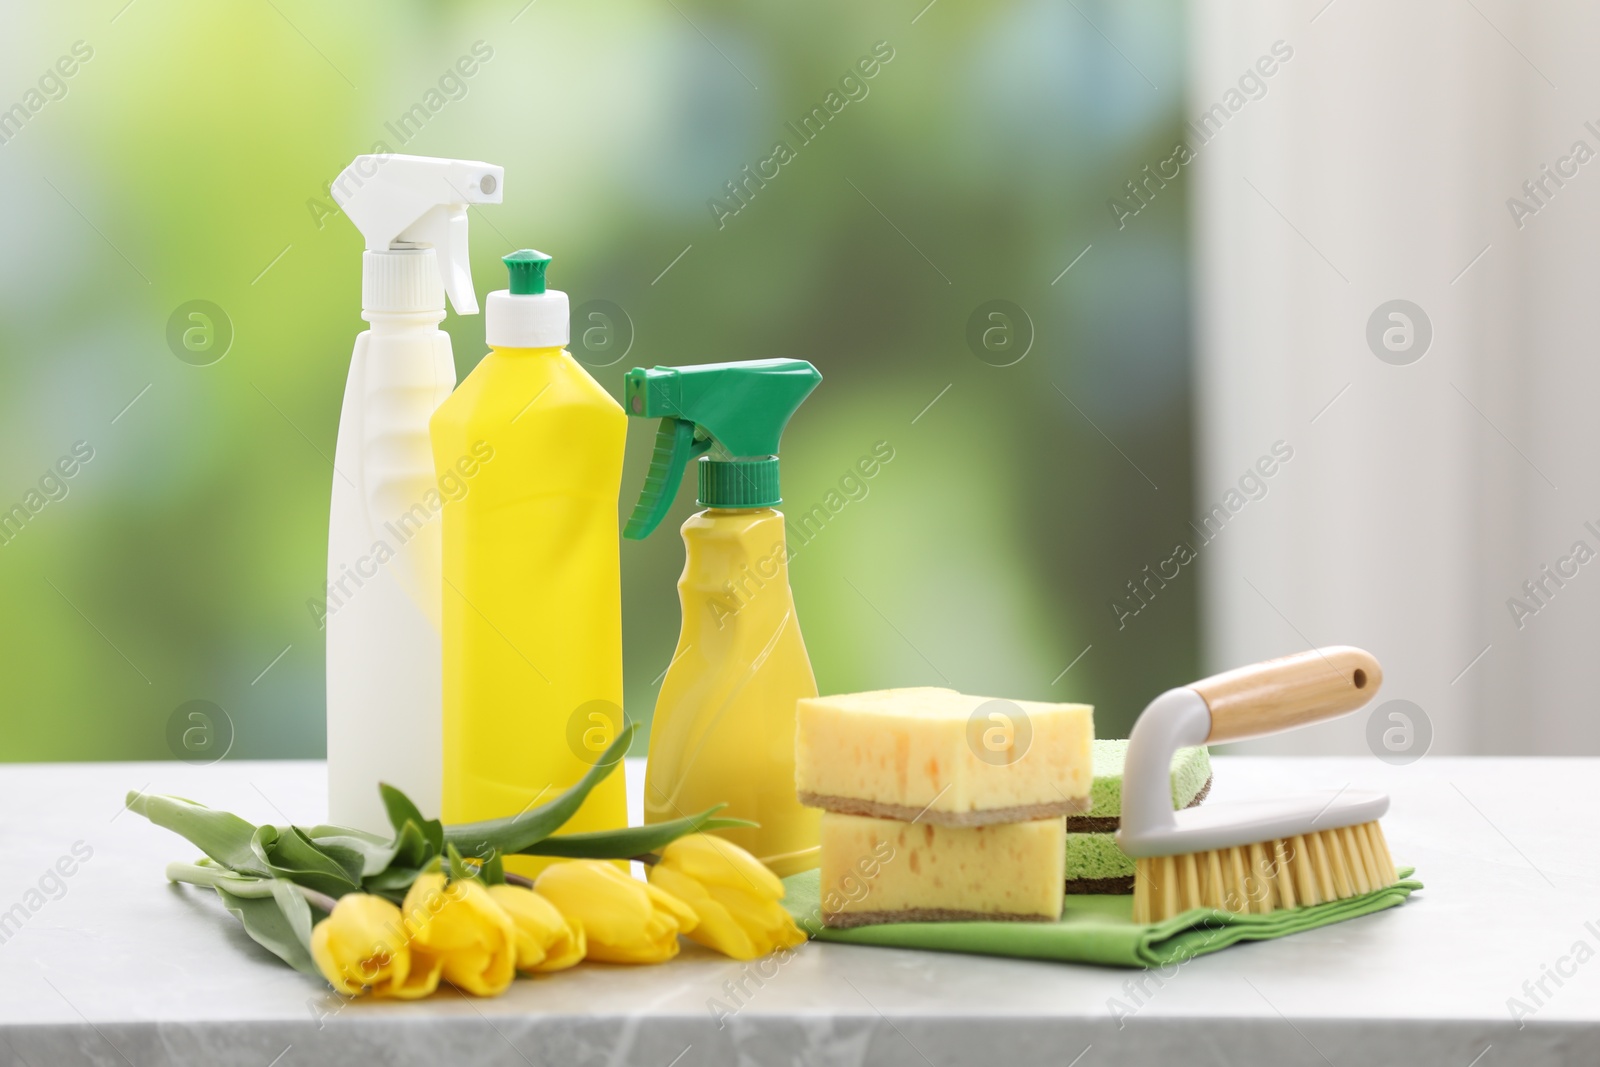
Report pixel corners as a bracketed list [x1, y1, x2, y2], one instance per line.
[1192, 0, 1600, 755]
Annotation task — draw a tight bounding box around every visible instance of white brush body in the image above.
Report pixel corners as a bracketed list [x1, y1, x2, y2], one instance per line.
[1117, 686, 1388, 858]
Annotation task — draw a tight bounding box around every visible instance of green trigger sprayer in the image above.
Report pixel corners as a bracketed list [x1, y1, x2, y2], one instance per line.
[623, 358, 822, 540]
[623, 358, 824, 876]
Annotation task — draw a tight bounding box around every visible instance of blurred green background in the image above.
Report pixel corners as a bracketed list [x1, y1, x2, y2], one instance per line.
[0, 0, 1194, 761]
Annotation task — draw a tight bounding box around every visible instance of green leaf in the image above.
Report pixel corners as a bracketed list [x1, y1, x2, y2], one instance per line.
[389, 820, 432, 870]
[445, 842, 475, 883]
[304, 824, 390, 846]
[379, 783, 444, 856]
[443, 721, 635, 855]
[270, 878, 316, 950]
[295, 830, 365, 886]
[214, 880, 319, 977]
[477, 852, 505, 885]
[362, 866, 420, 901]
[302, 826, 400, 878]
[519, 805, 754, 859]
[250, 826, 361, 898]
[127, 792, 268, 877]
[275, 831, 366, 889]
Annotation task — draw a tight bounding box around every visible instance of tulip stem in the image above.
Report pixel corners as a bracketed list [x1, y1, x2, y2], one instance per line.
[634, 853, 660, 866]
[299, 887, 339, 913]
[166, 861, 340, 913]
[166, 861, 274, 896]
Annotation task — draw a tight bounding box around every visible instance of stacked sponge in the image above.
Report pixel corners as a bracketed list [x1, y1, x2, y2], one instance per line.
[796, 688, 1095, 927]
[1064, 740, 1212, 894]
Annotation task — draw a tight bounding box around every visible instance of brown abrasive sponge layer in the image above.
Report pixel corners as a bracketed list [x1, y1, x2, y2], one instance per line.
[799, 791, 1089, 827]
[1063, 875, 1136, 895]
[1065, 774, 1212, 833]
[823, 907, 1059, 929]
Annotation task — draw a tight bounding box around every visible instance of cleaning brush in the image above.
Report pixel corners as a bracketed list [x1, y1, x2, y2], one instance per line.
[1117, 646, 1393, 924]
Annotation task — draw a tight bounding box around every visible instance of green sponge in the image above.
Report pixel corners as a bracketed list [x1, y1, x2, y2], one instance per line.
[1065, 740, 1211, 894]
[1065, 832, 1135, 885]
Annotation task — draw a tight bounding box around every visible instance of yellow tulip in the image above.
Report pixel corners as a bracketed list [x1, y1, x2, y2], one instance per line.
[647, 834, 808, 961]
[486, 884, 585, 974]
[310, 893, 440, 999]
[402, 873, 517, 996]
[534, 860, 697, 964]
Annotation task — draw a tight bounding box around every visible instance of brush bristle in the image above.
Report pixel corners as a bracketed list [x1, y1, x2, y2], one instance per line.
[1131, 819, 1396, 924]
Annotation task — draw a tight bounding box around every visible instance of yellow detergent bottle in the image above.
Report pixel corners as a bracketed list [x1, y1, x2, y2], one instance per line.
[623, 359, 824, 876]
[431, 250, 626, 875]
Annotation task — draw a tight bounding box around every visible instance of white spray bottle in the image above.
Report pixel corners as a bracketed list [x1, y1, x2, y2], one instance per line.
[326, 153, 502, 832]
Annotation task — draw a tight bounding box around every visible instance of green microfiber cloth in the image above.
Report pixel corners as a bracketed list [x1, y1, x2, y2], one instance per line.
[782, 867, 1421, 969]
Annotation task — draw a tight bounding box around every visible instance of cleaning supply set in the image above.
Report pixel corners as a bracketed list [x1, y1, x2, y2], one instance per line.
[781, 650, 1412, 967]
[323, 154, 829, 874]
[317, 151, 1415, 979]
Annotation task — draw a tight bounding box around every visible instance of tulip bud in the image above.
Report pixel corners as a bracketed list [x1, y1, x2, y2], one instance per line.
[486, 884, 585, 973]
[535, 860, 697, 964]
[310, 894, 441, 999]
[402, 873, 517, 996]
[648, 835, 808, 961]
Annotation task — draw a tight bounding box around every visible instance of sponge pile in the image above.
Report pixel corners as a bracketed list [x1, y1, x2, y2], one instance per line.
[796, 688, 1095, 927]
[1065, 740, 1211, 894]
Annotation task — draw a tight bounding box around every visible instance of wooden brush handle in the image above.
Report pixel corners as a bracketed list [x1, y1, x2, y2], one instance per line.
[1194, 646, 1382, 743]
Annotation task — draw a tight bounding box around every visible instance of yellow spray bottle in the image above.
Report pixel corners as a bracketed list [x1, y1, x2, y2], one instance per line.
[623, 358, 823, 876]
[431, 251, 626, 875]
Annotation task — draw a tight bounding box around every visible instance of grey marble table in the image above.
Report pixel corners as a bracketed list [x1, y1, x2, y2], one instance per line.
[0, 756, 1593, 1066]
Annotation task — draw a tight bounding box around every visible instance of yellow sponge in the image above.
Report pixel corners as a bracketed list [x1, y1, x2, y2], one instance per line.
[820, 812, 1066, 927]
[796, 688, 1093, 826]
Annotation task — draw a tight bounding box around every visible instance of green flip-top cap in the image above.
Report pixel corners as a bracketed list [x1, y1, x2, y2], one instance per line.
[622, 358, 821, 540]
[503, 249, 550, 294]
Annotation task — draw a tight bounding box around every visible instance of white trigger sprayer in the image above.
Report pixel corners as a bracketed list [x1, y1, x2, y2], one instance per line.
[325, 153, 503, 832]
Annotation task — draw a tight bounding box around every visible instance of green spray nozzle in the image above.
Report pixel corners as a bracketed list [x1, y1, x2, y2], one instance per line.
[623, 358, 821, 540]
